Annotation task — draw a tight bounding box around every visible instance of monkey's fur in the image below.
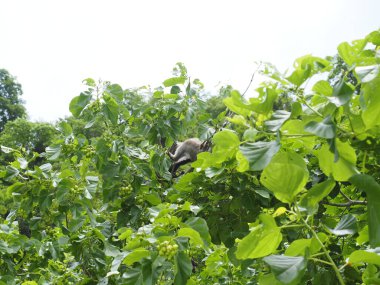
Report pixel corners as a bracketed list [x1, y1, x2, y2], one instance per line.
[168, 138, 209, 177]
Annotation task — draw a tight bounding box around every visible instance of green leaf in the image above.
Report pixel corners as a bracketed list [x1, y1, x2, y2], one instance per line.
[349, 174, 380, 247]
[263, 255, 307, 285]
[45, 145, 62, 161]
[69, 92, 92, 117]
[304, 116, 336, 138]
[236, 214, 282, 259]
[312, 80, 333, 96]
[223, 90, 251, 117]
[211, 130, 240, 164]
[299, 179, 336, 215]
[338, 39, 367, 66]
[348, 248, 380, 266]
[239, 141, 280, 171]
[184, 217, 211, 246]
[265, 110, 291, 132]
[327, 214, 358, 236]
[174, 251, 192, 285]
[286, 55, 330, 86]
[102, 95, 119, 125]
[329, 79, 354, 106]
[122, 267, 143, 285]
[355, 65, 380, 83]
[261, 152, 309, 203]
[177, 228, 203, 246]
[316, 140, 358, 181]
[123, 248, 150, 266]
[249, 87, 278, 115]
[163, 76, 187, 87]
[361, 77, 380, 130]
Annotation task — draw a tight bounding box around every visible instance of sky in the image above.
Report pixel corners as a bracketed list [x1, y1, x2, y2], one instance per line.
[0, 0, 379, 122]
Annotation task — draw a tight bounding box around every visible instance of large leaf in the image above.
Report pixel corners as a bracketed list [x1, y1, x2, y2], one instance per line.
[163, 76, 187, 87]
[174, 251, 192, 285]
[184, 217, 211, 246]
[361, 77, 380, 130]
[239, 140, 280, 171]
[223, 90, 251, 117]
[316, 140, 358, 181]
[299, 179, 336, 215]
[355, 65, 380, 83]
[304, 116, 336, 138]
[211, 130, 240, 164]
[263, 255, 307, 285]
[102, 95, 119, 125]
[261, 152, 309, 203]
[123, 248, 151, 266]
[265, 110, 291, 132]
[327, 214, 358, 236]
[236, 214, 282, 259]
[329, 79, 354, 106]
[248, 86, 278, 115]
[69, 92, 92, 117]
[350, 174, 380, 247]
[348, 248, 380, 266]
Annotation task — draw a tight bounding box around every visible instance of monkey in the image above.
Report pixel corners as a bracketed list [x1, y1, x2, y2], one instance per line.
[167, 138, 210, 177]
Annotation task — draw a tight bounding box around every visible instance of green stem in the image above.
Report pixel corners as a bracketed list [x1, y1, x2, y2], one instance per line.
[309, 257, 333, 266]
[302, 218, 345, 285]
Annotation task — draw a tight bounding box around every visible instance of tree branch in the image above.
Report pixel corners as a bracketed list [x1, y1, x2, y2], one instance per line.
[321, 200, 367, 207]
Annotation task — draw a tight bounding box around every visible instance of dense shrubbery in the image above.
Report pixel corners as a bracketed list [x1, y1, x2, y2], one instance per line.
[1, 30, 380, 285]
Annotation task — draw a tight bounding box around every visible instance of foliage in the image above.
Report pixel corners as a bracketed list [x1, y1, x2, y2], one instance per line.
[1, 31, 380, 285]
[0, 118, 57, 154]
[0, 69, 26, 132]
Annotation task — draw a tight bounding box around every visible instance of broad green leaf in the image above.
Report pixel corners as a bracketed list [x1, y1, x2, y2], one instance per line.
[357, 225, 369, 245]
[248, 87, 278, 114]
[177, 228, 203, 246]
[286, 55, 330, 86]
[174, 251, 192, 285]
[259, 273, 284, 285]
[348, 248, 380, 266]
[122, 267, 143, 285]
[184, 217, 211, 246]
[123, 248, 150, 266]
[327, 214, 358, 236]
[329, 79, 354, 106]
[243, 128, 258, 141]
[163, 76, 187, 87]
[211, 130, 240, 164]
[107, 84, 124, 101]
[312, 80, 333, 96]
[285, 233, 327, 256]
[350, 174, 380, 247]
[261, 152, 309, 203]
[1, 145, 16, 153]
[236, 214, 282, 259]
[304, 116, 336, 138]
[102, 95, 119, 125]
[361, 77, 380, 129]
[299, 179, 335, 215]
[83, 78, 96, 87]
[265, 110, 291, 132]
[263, 255, 307, 285]
[223, 90, 251, 117]
[316, 140, 358, 181]
[17, 157, 28, 169]
[281, 120, 316, 150]
[69, 92, 92, 117]
[45, 145, 62, 161]
[355, 65, 380, 83]
[338, 39, 367, 66]
[239, 140, 280, 171]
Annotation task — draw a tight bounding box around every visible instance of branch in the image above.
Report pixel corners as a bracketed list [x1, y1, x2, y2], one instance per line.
[242, 62, 262, 96]
[321, 200, 367, 207]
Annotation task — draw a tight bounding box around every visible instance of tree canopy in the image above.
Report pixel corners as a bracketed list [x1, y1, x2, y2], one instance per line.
[1, 30, 380, 285]
[0, 69, 26, 132]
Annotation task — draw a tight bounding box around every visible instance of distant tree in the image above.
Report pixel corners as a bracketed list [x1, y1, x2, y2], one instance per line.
[0, 69, 26, 131]
[0, 118, 57, 153]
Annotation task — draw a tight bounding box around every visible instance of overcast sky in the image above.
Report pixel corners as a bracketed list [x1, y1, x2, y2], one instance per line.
[1, 0, 379, 122]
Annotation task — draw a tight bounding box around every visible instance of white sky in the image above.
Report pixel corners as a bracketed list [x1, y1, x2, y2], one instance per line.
[1, 0, 379, 122]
